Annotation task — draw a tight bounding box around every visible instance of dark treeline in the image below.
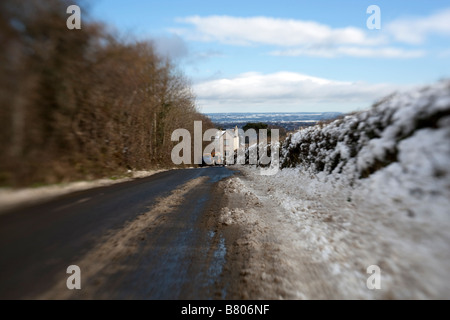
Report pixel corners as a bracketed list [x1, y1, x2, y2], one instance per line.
[0, 0, 213, 187]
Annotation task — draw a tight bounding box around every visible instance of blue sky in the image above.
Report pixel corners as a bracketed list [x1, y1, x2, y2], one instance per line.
[90, 0, 450, 113]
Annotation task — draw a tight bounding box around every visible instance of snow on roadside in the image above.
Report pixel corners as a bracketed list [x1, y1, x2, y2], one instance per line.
[227, 166, 450, 299]
[225, 82, 450, 299]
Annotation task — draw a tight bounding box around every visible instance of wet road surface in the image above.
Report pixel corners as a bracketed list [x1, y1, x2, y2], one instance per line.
[0, 167, 233, 299]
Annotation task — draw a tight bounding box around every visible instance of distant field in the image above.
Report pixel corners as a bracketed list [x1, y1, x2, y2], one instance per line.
[205, 112, 342, 131]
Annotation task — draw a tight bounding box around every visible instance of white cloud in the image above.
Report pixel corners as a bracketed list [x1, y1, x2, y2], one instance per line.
[172, 15, 383, 47]
[386, 8, 450, 44]
[172, 10, 450, 59]
[270, 46, 426, 58]
[194, 72, 410, 112]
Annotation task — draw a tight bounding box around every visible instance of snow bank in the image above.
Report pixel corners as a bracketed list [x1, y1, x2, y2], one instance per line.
[227, 81, 450, 298]
[236, 164, 450, 299]
[281, 80, 450, 222]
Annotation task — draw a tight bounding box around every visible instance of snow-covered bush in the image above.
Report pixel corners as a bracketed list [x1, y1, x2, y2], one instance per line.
[281, 81, 450, 182]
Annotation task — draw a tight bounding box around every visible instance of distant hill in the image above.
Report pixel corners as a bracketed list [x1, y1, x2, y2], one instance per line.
[205, 112, 342, 131]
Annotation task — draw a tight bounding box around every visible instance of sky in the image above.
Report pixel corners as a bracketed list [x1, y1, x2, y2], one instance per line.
[90, 0, 450, 113]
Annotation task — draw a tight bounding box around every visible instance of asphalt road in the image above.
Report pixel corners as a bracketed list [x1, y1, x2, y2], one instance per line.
[0, 167, 234, 299]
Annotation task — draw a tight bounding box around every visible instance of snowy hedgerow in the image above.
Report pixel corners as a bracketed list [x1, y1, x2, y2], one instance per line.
[280, 80, 450, 182]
